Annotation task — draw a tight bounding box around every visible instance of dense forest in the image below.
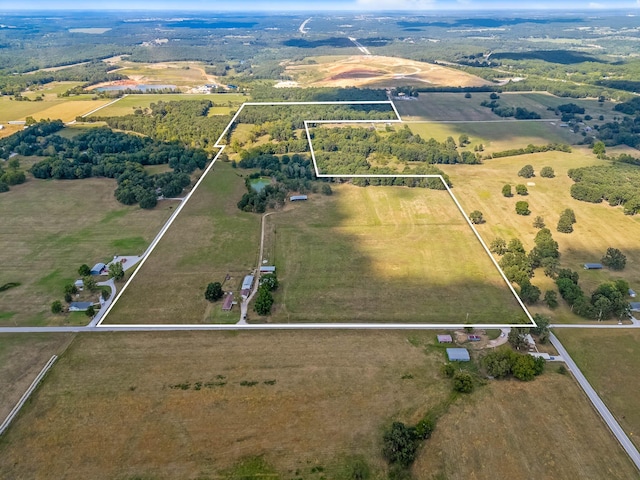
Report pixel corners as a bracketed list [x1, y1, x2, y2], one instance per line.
[568, 164, 640, 215]
[312, 125, 479, 174]
[86, 100, 231, 151]
[0, 121, 207, 208]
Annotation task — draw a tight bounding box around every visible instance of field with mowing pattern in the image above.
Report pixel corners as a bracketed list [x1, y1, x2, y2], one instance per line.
[262, 183, 525, 324]
[0, 331, 636, 480]
[0, 333, 74, 422]
[92, 93, 247, 117]
[435, 149, 640, 324]
[0, 178, 173, 326]
[105, 162, 261, 325]
[555, 329, 640, 450]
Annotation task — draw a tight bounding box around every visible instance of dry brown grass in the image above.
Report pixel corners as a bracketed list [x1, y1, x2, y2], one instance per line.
[414, 372, 639, 479]
[0, 333, 74, 421]
[0, 330, 450, 479]
[287, 55, 491, 89]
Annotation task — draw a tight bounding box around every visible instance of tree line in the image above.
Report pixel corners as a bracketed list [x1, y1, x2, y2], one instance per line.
[568, 164, 640, 215]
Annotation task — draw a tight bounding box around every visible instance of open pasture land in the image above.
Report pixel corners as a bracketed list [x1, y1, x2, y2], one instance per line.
[555, 329, 640, 451]
[93, 93, 247, 117]
[109, 61, 217, 87]
[408, 120, 577, 152]
[0, 330, 451, 479]
[105, 162, 261, 325]
[0, 95, 111, 123]
[286, 55, 491, 89]
[263, 184, 525, 324]
[0, 178, 173, 326]
[436, 150, 640, 323]
[0, 333, 73, 422]
[21, 81, 85, 99]
[413, 370, 639, 479]
[0, 124, 22, 139]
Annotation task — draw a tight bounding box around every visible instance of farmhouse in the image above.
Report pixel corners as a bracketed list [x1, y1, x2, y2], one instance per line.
[260, 266, 276, 274]
[290, 195, 308, 202]
[437, 334, 452, 343]
[446, 348, 470, 362]
[90, 262, 107, 275]
[68, 302, 94, 312]
[222, 293, 234, 311]
[583, 263, 603, 270]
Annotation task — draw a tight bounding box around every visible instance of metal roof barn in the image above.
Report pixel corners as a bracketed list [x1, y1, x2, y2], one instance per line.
[446, 348, 470, 362]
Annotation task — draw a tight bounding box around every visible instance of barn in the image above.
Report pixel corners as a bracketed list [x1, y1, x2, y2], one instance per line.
[260, 266, 276, 274]
[583, 263, 603, 270]
[446, 348, 470, 362]
[90, 263, 106, 275]
[290, 195, 308, 202]
[437, 335, 452, 343]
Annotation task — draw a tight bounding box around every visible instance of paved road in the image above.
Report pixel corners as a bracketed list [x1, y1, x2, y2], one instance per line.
[550, 332, 640, 472]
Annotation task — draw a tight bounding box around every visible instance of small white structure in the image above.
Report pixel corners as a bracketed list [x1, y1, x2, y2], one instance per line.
[629, 289, 636, 298]
[74, 279, 84, 291]
[68, 302, 93, 312]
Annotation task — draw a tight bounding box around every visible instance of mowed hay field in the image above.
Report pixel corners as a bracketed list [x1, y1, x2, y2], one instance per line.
[435, 149, 640, 323]
[0, 178, 173, 326]
[93, 93, 247, 117]
[0, 333, 74, 422]
[0, 331, 451, 479]
[105, 162, 261, 324]
[555, 329, 640, 450]
[264, 184, 525, 324]
[0, 94, 111, 123]
[413, 371, 639, 479]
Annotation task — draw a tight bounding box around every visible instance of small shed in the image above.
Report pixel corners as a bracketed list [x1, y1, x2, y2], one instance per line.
[584, 263, 603, 270]
[69, 302, 94, 312]
[222, 293, 234, 311]
[290, 195, 308, 202]
[446, 348, 470, 362]
[631, 302, 640, 312]
[90, 262, 106, 275]
[260, 266, 276, 274]
[629, 289, 637, 298]
[241, 275, 254, 291]
[437, 334, 452, 344]
[74, 279, 84, 290]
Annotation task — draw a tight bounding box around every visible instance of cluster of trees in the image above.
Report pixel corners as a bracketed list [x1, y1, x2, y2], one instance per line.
[14, 123, 206, 208]
[518, 164, 535, 178]
[602, 247, 627, 270]
[482, 346, 545, 381]
[556, 269, 631, 321]
[382, 414, 436, 476]
[594, 116, 640, 149]
[491, 144, 570, 159]
[568, 164, 640, 215]
[0, 119, 65, 158]
[557, 208, 577, 234]
[204, 282, 224, 302]
[491, 230, 560, 305]
[0, 158, 26, 193]
[312, 125, 480, 175]
[254, 273, 278, 315]
[87, 100, 231, 151]
[480, 100, 542, 119]
[249, 86, 388, 102]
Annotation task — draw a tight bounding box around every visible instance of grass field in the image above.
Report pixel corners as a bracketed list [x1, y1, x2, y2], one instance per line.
[94, 93, 247, 117]
[105, 162, 261, 324]
[414, 370, 639, 479]
[113, 61, 216, 87]
[435, 149, 640, 324]
[0, 331, 636, 479]
[0, 178, 173, 326]
[555, 329, 640, 450]
[0, 94, 110, 123]
[0, 333, 74, 422]
[262, 184, 525, 324]
[0, 331, 450, 479]
[408, 120, 577, 153]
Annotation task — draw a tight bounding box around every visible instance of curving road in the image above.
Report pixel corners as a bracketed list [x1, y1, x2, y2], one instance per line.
[550, 332, 640, 472]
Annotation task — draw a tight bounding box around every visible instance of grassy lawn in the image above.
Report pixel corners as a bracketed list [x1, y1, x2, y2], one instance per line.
[414, 370, 639, 479]
[554, 329, 640, 451]
[94, 93, 246, 117]
[0, 95, 111, 122]
[0, 330, 451, 479]
[436, 149, 640, 323]
[262, 184, 525, 324]
[0, 333, 74, 422]
[0, 178, 173, 326]
[105, 162, 261, 324]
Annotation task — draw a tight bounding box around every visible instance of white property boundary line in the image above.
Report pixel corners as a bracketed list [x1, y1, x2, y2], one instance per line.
[98, 100, 536, 329]
[0, 355, 57, 436]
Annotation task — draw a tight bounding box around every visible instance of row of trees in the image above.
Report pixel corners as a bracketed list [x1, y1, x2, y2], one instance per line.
[480, 99, 542, 120]
[491, 144, 570, 160]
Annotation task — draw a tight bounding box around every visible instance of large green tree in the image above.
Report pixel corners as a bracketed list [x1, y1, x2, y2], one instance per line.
[204, 282, 224, 302]
[601, 247, 626, 270]
[108, 262, 124, 281]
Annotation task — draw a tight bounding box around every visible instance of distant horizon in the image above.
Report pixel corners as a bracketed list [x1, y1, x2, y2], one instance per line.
[2, 0, 640, 13]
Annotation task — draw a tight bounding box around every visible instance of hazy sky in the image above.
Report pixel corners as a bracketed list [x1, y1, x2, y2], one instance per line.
[5, 0, 640, 11]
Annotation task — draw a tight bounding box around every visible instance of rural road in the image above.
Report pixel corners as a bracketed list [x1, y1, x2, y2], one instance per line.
[550, 332, 640, 472]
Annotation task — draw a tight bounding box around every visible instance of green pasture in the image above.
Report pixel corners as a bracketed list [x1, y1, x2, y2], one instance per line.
[93, 93, 246, 117]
